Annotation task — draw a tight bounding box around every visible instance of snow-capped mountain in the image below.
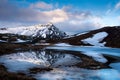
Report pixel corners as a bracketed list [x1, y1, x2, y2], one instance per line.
[0, 23, 67, 43]
[0, 24, 120, 48]
[0, 24, 45, 36]
[32, 23, 66, 39]
[61, 26, 120, 48]
[0, 23, 66, 37]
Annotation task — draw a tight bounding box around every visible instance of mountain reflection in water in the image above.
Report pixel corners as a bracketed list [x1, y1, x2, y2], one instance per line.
[0, 47, 120, 80]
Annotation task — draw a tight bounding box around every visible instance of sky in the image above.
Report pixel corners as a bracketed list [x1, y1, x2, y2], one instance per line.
[0, 0, 120, 34]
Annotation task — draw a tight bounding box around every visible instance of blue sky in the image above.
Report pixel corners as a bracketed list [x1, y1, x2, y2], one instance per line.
[0, 0, 120, 33]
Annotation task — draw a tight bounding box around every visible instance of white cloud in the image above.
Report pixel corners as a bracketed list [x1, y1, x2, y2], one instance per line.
[119, 17, 120, 20]
[90, 16, 102, 27]
[115, 2, 120, 10]
[55, 11, 102, 34]
[118, 16, 120, 21]
[43, 9, 68, 23]
[30, 2, 53, 10]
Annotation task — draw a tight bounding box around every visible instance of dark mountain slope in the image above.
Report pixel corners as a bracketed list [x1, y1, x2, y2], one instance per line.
[61, 26, 120, 48]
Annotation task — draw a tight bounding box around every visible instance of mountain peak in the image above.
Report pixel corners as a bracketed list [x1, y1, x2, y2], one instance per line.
[46, 22, 53, 26]
[35, 23, 53, 28]
[32, 23, 67, 40]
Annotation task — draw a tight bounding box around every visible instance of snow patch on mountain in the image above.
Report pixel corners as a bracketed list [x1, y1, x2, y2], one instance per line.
[12, 39, 30, 43]
[82, 32, 108, 47]
[76, 32, 88, 36]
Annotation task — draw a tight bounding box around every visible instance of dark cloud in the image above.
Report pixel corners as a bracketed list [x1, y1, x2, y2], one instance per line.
[0, 0, 42, 23]
[0, 0, 66, 23]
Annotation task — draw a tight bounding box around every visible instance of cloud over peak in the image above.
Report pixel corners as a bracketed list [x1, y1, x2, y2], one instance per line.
[43, 9, 68, 23]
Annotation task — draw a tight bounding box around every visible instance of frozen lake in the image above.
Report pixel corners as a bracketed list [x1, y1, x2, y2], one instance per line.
[0, 46, 120, 80]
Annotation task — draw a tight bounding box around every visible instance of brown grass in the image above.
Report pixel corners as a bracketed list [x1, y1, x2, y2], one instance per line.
[0, 43, 45, 55]
[29, 67, 53, 74]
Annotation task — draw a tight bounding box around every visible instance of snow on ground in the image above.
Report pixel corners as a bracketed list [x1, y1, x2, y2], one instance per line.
[34, 43, 50, 46]
[82, 32, 108, 47]
[0, 39, 29, 43]
[76, 31, 88, 36]
[54, 43, 72, 46]
[63, 32, 88, 39]
[14, 39, 27, 43]
[0, 40, 7, 42]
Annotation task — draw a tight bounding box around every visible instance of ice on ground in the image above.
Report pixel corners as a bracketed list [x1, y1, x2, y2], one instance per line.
[46, 46, 120, 63]
[54, 43, 72, 46]
[34, 67, 120, 80]
[0, 52, 48, 72]
[82, 51, 107, 63]
[110, 63, 120, 72]
[82, 32, 108, 47]
[0, 59, 38, 72]
[96, 69, 120, 80]
[47, 46, 120, 57]
[34, 67, 97, 80]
